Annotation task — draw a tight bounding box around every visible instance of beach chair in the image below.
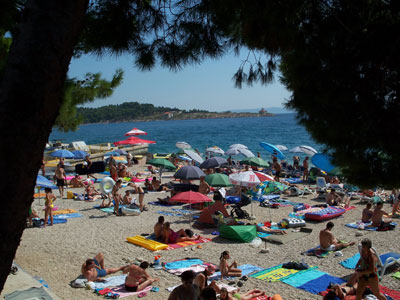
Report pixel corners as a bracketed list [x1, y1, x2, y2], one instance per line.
[316, 177, 328, 199]
[358, 244, 400, 278]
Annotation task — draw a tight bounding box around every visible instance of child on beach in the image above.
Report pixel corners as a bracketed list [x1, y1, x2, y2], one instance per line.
[362, 202, 373, 223]
[44, 188, 56, 227]
[219, 251, 242, 280]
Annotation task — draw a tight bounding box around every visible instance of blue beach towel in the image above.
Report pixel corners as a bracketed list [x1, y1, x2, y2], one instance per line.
[47, 218, 67, 224]
[91, 275, 127, 289]
[165, 259, 204, 270]
[340, 253, 360, 269]
[53, 213, 83, 219]
[297, 274, 345, 294]
[157, 210, 184, 217]
[282, 269, 326, 288]
[345, 221, 397, 231]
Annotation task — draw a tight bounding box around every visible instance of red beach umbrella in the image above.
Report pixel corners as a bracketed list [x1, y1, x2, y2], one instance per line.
[170, 191, 212, 204]
[125, 127, 147, 136]
[254, 171, 274, 182]
[114, 137, 156, 146]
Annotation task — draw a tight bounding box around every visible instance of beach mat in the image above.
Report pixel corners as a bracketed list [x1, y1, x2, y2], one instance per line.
[209, 264, 263, 281]
[5, 286, 53, 300]
[250, 264, 317, 282]
[47, 218, 67, 225]
[53, 213, 83, 219]
[90, 275, 127, 290]
[302, 246, 332, 258]
[110, 285, 152, 298]
[282, 269, 326, 288]
[297, 273, 345, 294]
[53, 209, 77, 215]
[164, 258, 217, 275]
[134, 234, 211, 251]
[94, 205, 115, 213]
[340, 253, 360, 269]
[345, 221, 397, 231]
[262, 228, 312, 244]
[165, 236, 211, 250]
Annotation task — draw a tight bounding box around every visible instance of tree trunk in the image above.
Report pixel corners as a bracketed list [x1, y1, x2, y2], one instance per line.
[0, 0, 88, 292]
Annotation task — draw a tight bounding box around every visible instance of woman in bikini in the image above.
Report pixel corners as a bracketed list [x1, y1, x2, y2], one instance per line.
[123, 261, 158, 292]
[44, 188, 56, 227]
[219, 287, 268, 300]
[162, 222, 200, 244]
[219, 251, 242, 280]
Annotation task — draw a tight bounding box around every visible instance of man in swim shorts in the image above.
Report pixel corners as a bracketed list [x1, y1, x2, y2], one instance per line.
[54, 164, 66, 198]
[319, 222, 355, 251]
[123, 261, 158, 292]
[81, 253, 125, 282]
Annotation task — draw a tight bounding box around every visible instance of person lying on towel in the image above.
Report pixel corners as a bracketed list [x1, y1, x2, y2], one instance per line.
[319, 222, 355, 251]
[81, 252, 125, 282]
[256, 224, 287, 235]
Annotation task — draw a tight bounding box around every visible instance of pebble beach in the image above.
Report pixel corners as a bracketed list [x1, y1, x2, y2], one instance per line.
[5, 163, 400, 300]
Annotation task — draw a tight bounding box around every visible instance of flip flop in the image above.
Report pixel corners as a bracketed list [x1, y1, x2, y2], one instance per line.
[240, 276, 248, 281]
[138, 292, 147, 298]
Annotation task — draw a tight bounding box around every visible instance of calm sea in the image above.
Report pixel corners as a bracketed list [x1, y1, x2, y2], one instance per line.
[49, 113, 321, 160]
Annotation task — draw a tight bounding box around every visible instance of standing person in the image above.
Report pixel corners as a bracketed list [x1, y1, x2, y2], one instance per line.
[319, 222, 355, 251]
[302, 156, 309, 182]
[198, 176, 211, 195]
[257, 152, 261, 158]
[112, 179, 123, 216]
[219, 251, 242, 280]
[128, 182, 147, 211]
[273, 159, 281, 182]
[293, 156, 299, 170]
[110, 157, 118, 181]
[126, 152, 132, 167]
[123, 261, 158, 292]
[54, 164, 66, 198]
[168, 270, 200, 300]
[84, 155, 96, 179]
[355, 239, 387, 300]
[58, 157, 65, 169]
[44, 188, 56, 227]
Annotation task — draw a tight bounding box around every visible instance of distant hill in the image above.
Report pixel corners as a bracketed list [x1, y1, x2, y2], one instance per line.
[228, 107, 292, 114]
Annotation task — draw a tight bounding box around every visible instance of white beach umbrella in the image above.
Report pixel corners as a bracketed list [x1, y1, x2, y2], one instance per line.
[229, 144, 248, 149]
[183, 149, 204, 164]
[176, 141, 192, 149]
[225, 147, 241, 156]
[229, 171, 261, 187]
[275, 145, 288, 151]
[206, 146, 225, 156]
[238, 148, 255, 158]
[125, 127, 147, 136]
[298, 145, 318, 156]
[289, 146, 302, 153]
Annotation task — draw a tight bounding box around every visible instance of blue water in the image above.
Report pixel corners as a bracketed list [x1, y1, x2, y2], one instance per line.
[50, 114, 321, 160]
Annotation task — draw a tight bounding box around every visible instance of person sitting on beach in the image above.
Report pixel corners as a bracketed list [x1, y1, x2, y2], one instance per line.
[371, 201, 392, 228]
[194, 265, 220, 294]
[119, 164, 134, 178]
[54, 164, 66, 198]
[362, 202, 373, 223]
[154, 216, 164, 240]
[393, 192, 400, 217]
[322, 272, 360, 300]
[256, 224, 287, 235]
[326, 189, 350, 208]
[112, 179, 123, 216]
[81, 252, 125, 282]
[273, 159, 281, 182]
[163, 222, 200, 244]
[199, 287, 217, 300]
[319, 222, 355, 251]
[168, 270, 200, 300]
[70, 175, 84, 188]
[28, 206, 39, 227]
[144, 178, 153, 191]
[123, 261, 158, 292]
[84, 181, 102, 201]
[219, 251, 242, 280]
[198, 176, 211, 195]
[128, 182, 147, 211]
[44, 188, 56, 227]
[219, 287, 270, 300]
[122, 190, 133, 205]
[152, 176, 169, 191]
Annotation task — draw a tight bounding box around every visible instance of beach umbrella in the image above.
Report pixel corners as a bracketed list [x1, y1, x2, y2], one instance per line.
[275, 145, 288, 151]
[176, 141, 192, 149]
[104, 151, 121, 156]
[170, 191, 212, 205]
[311, 153, 336, 173]
[36, 175, 57, 189]
[205, 173, 232, 187]
[114, 137, 156, 146]
[71, 150, 89, 159]
[125, 127, 147, 136]
[114, 149, 128, 155]
[298, 145, 318, 156]
[229, 171, 261, 187]
[289, 146, 302, 153]
[254, 171, 274, 182]
[50, 149, 75, 159]
[183, 149, 204, 164]
[177, 155, 192, 162]
[240, 157, 269, 168]
[237, 148, 255, 158]
[251, 181, 288, 197]
[200, 157, 228, 169]
[259, 142, 286, 160]
[206, 146, 225, 156]
[225, 147, 241, 156]
[229, 144, 248, 149]
[148, 158, 176, 170]
[174, 165, 205, 180]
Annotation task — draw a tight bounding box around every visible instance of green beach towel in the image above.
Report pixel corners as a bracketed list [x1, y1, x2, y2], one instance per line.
[393, 271, 400, 280]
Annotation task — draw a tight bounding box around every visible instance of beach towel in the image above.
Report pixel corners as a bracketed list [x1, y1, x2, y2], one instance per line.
[250, 264, 316, 282]
[89, 275, 127, 290]
[320, 285, 399, 300]
[345, 221, 397, 231]
[148, 201, 180, 207]
[340, 253, 361, 269]
[110, 285, 152, 298]
[53, 213, 83, 219]
[167, 283, 237, 293]
[302, 246, 332, 258]
[282, 269, 326, 288]
[165, 259, 204, 270]
[47, 218, 67, 225]
[5, 287, 53, 300]
[297, 274, 345, 294]
[53, 209, 77, 215]
[208, 264, 263, 281]
[393, 271, 400, 280]
[164, 237, 211, 250]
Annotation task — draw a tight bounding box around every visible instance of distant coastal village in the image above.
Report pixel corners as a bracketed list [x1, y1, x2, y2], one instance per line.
[77, 101, 273, 124]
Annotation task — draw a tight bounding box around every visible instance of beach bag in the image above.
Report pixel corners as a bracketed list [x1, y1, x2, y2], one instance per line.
[32, 218, 44, 228]
[67, 191, 74, 199]
[70, 276, 88, 288]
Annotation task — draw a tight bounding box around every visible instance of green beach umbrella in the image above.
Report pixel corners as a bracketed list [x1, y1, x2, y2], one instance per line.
[240, 157, 269, 168]
[147, 158, 176, 170]
[205, 173, 232, 187]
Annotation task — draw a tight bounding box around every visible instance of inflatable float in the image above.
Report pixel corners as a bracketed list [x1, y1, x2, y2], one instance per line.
[100, 177, 115, 194]
[305, 206, 346, 221]
[121, 204, 141, 216]
[126, 235, 168, 251]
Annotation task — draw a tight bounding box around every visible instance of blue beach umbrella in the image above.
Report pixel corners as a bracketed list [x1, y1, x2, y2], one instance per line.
[72, 150, 89, 159]
[36, 175, 57, 189]
[259, 142, 285, 160]
[311, 153, 336, 173]
[50, 149, 75, 159]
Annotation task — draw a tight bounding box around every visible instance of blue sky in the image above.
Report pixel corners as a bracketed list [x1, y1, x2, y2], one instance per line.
[68, 50, 291, 112]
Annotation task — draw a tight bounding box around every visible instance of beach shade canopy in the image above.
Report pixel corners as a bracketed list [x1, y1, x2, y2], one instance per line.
[104, 151, 121, 156]
[290, 145, 317, 156]
[176, 141, 192, 149]
[71, 150, 89, 159]
[229, 171, 261, 187]
[148, 158, 176, 170]
[229, 144, 248, 149]
[206, 146, 225, 156]
[240, 157, 269, 167]
[174, 165, 205, 180]
[170, 190, 213, 204]
[259, 142, 286, 160]
[114, 149, 128, 155]
[114, 137, 156, 146]
[183, 149, 204, 164]
[254, 171, 274, 182]
[200, 157, 228, 169]
[275, 145, 288, 151]
[125, 127, 147, 136]
[311, 153, 336, 173]
[36, 175, 57, 189]
[50, 149, 75, 159]
[205, 173, 232, 187]
[219, 225, 257, 243]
